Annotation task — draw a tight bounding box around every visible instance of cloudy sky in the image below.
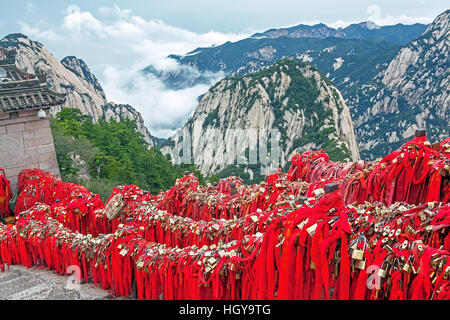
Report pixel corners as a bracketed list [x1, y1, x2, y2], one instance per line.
[0, 1, 448, 137]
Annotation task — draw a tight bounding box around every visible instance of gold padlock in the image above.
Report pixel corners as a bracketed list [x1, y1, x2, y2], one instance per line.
[352, 249, 364, 261]
[356, 260, 366, 270]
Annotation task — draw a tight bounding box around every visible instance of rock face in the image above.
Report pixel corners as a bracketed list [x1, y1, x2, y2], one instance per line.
[151, 11, 448, 161]
[61, 56, 106, 100]
[349, 10, 450, 159]
[101, 103, 154, 146]
[163, 60, 359, 176]
[0, 34, 154, 146]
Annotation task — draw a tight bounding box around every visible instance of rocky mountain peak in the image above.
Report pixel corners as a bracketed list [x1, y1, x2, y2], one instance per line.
[61, 56, 106, 100]
[163, 59, 359, 178]
[0, 33, 154, 146]
[424, 9, 450, 41]
[349, 9, 449, 159]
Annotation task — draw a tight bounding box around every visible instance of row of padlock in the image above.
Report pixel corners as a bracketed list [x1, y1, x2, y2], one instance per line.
[2, 134, 449, 300]
[14, 169, 109, 236]
[287, 134, 450, 206]
[0, 203, 267, 299]
[265, 191, 450, 300]
[157, 171, 312, 222]
[2, 182, 450, 300]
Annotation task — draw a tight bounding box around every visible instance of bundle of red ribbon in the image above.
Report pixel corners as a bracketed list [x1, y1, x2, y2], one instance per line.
[1, 189, 449, 300]
[15, 169, 109, 236]
[0, 134, 448, 300]
[0, 169, 12, 218]
[287, 136, 450, 205]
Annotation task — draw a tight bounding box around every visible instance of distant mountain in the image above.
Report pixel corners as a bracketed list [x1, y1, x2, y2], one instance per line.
[162, 59, 360, 179]
[143, 21, 426, 92]
[0, 33, 155, 146]
[252, 23, 338, 40]
[252, 21, 428, 45]
[349, 9, 450, 159]
[158, 37, 402, 99]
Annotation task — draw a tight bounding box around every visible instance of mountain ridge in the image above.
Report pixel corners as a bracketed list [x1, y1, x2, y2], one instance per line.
[147, 36, 402, 99]
[251, 21, 428, 45]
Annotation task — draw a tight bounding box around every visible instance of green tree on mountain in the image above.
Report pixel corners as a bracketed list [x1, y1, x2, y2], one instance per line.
[50, 108, 204, 200]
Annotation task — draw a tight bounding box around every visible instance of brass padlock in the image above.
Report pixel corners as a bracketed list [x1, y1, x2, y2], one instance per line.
[352, 249, 364, 261]
[356, 260, 366, 270]
[430, 258, 439, 270]
[405, 226, 416, 235]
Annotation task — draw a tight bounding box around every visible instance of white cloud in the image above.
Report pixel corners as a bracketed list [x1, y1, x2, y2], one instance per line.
[365, 4, 435, 26]
[17, 5, 249, 138]
[98, 5, 132, 19]
[101, 65, 222, 138]
[369, 14, 435, 26]
[62, 5, 106, 37]
[17, 20, 63, 41]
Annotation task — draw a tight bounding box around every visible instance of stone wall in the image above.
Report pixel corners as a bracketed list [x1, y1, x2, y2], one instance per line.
[0, 108, 60, 194]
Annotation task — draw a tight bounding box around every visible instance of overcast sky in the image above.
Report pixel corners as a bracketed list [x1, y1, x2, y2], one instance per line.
[0, 1, 448, 137]
[1, 1, 448, 35]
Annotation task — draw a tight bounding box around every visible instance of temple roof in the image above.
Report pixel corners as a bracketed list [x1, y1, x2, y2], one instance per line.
[0, 49, 65, 113]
